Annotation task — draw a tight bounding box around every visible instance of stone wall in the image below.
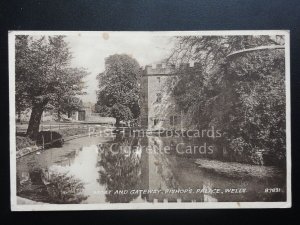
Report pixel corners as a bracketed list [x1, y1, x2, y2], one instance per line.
[140, 64, 185, 130]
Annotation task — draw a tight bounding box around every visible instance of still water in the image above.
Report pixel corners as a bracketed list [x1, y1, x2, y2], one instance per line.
[17, 133, 286, 204]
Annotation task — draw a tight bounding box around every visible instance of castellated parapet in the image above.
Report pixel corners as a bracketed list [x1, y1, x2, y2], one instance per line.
[141, 62, 202, 76]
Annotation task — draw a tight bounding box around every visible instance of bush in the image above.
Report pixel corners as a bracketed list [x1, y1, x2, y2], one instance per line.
[16, 136, 36, 150]
[36, 131, 64, 148]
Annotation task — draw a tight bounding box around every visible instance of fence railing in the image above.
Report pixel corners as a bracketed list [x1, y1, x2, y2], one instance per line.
[16, 123, 95, 133]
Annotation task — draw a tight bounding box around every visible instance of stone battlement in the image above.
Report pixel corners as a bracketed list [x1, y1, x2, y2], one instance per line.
[141, 62, 202, 76]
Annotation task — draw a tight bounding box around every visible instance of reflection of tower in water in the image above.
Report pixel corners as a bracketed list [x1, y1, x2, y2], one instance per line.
[140, 137, 149, 201]
[139, 136, 205, 203]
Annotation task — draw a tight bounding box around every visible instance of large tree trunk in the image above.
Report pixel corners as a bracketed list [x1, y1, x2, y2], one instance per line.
[115, 118, 120, 127]
[17, 110, 21, 123]
[57, 110, 61, 121]
[26, 101, 47, 140]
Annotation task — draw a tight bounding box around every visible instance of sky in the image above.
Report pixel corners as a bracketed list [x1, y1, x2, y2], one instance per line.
[65, 32, 175, 103]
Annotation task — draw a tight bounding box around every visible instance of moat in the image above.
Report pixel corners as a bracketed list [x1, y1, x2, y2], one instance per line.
[16, 134, 286, 204]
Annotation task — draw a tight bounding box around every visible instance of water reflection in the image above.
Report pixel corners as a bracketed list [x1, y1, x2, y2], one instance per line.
[17, 134, 286, 204]
[97, 134, 141, 203]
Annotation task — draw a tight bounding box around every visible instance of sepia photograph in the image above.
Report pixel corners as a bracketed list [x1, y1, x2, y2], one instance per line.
[9, 31, 291, 210]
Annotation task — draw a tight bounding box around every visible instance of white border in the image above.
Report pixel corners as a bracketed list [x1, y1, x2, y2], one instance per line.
[9, 30, 291, 210]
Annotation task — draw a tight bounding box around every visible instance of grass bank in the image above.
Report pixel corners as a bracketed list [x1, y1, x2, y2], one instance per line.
[195, 158, 284, 179]
[16, 125, 107, 151]
[16, 136, 36, 150]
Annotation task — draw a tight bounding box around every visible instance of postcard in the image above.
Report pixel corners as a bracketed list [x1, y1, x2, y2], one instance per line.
[9, 30, 291, 210]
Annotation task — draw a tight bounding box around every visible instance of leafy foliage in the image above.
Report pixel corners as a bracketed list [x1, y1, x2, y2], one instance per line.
[227, 50, 285, 165]
[15, 35, 88, 138]
[45, 170, 88, 204]
[168, 35, 285, 165]
[95, 54, 141, 125]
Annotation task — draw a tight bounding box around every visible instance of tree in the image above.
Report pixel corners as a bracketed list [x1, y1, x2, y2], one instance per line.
[95, 54, 141, 126]
[54, 96, 84, 121]
[227, 49, 285, 165]
[15, 36, 30, 122]
[62, 96, 84, 119]
[167, 35, 286, 165]
[15, 35, 88, 139]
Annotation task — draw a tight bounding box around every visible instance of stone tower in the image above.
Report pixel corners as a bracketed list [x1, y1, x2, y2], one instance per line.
[139, 64, 181, 130]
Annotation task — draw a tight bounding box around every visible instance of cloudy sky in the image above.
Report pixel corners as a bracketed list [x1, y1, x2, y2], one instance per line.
[65, 33, 175, 103]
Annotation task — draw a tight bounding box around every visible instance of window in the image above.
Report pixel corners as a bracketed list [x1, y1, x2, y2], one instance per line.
[154, 118, 159, 126]
[170, 116, 180, 126]
[157, 77, 161, 83]
[156, 93, 162, 103]
[141, 118, 148, 126]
